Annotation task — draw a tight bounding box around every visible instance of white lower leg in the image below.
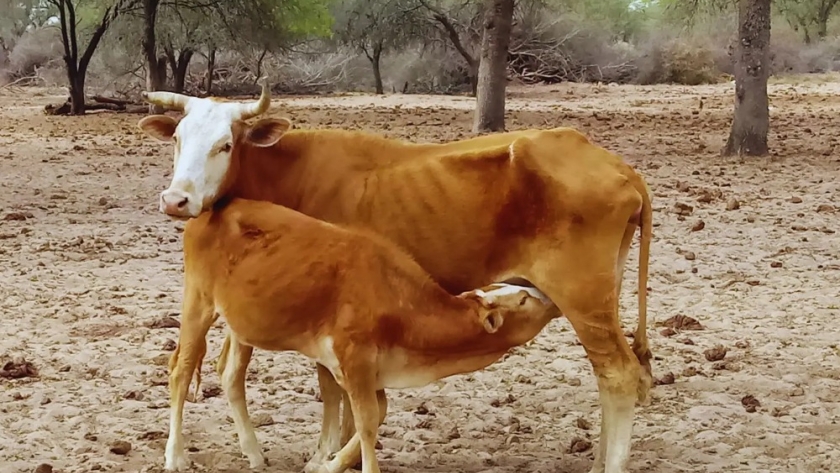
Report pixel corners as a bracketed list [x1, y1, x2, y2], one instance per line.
[588, 412, 608, 473]
[600, 385, 636, 473]
[221, 335, 264, 468]
[164, 400, 189, 471]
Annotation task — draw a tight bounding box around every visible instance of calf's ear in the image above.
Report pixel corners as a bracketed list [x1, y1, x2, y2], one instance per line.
[480, 310, 504, 334]
[138, 115, 178, 142]
[246, 117, 292, 148]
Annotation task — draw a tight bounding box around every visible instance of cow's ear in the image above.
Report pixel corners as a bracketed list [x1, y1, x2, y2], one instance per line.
[138, 115, 178, 142]
[480, 310, 504, 334]
[246, 118, 291, 148]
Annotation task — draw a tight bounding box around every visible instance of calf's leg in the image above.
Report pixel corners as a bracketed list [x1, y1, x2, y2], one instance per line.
[164, 290, 216, 471]
[304, 363, 344, 473]
[314, 389, 387, 473]
[339, 369, 382, 473]
[218, 332, 264, 468]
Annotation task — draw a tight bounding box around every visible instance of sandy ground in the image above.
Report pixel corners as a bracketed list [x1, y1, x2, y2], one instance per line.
[0, 78, 839, 473]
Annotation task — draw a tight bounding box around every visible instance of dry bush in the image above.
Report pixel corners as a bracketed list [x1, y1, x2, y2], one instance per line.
[385, 45, 474, 95]
[7, 27, 63, 81]
[634, 36, 723, 85]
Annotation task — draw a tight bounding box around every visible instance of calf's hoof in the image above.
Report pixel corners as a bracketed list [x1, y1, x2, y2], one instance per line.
[301, 462, 330, 473]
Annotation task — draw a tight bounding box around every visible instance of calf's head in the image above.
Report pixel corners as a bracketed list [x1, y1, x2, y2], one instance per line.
[137, 78, 291, 219]
[462, 283, 560, 340]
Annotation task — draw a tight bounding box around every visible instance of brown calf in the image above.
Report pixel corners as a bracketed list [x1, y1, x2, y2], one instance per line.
[164, 197, 561, 473]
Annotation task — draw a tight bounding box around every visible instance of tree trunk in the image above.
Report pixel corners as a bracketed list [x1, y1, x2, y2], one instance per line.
[367, 44, 384, 95]
[68, 72, 86, 115]
[142, 0, 164, 114]
[473, 0, 514, 133]
[723, 0, 770, 157]
[167, 48, 194, 94]
[205, 47, 216, 95]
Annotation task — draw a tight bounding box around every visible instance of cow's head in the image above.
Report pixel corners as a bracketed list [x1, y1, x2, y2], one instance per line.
[137, 78, 291, 219]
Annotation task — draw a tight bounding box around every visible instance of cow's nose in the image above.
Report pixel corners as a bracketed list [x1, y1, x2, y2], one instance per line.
[160, 191, 191, 217]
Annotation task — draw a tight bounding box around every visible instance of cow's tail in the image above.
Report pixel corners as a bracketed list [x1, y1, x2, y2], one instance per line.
[632, 175, 653, 403]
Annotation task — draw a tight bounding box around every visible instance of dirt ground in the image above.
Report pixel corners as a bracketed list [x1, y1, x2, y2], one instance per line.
[0, 77, 838, 473]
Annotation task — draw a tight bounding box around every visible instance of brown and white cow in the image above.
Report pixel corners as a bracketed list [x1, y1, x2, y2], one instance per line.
[164, 196, 561, 473]
[139, 79, 653, 473]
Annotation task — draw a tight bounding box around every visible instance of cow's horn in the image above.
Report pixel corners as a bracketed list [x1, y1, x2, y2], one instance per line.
[141, 91, 192, 112]
[238, 76, 271, 120]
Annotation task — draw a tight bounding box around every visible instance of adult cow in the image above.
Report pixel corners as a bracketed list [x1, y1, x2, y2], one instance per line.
[139, 79, 653, 473]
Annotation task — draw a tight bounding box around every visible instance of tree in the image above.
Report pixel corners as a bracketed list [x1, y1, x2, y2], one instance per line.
[48, 0, 136, 115]
[473, 0, 513, 132]
[141, 0, 165, 112]
[332, 0, 425, 94]
[723, 0, 770, 156]
[419, 0, 482, 95]
[776, 0, 840, 43]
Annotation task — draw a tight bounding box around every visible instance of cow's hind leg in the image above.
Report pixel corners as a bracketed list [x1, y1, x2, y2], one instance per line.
[537, 263, 641, 473]
[164, 290, 215, 471]
[217, 331, 264, 468]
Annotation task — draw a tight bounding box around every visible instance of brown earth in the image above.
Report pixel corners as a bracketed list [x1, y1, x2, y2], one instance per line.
[0, 78, 838, 473]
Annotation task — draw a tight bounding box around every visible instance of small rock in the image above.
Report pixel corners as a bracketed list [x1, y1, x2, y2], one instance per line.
[252, 413, 275, 427]
[146, 316, 180, 329]
[704, 345, 727, 362]
[741, 395, 760, 413]
[691, 220, 705, 232]
[816, 204, 835, 213]
[162, 339, 177, 351]
[201, 383, 222, 399]
[791, 387, 805, 397]
[568, 437, 592, 453]
[662, 314, 704, 331]
[770, 261, 782, 268]
[654, 372, 675, 385]
[567, 377, 582, 387]
[123, 390, 144, 401]
[682, 366, 699, 377]
[746, 280, 760, 286]
[414, 402, 429, 415]
[660, 327, 676, 337]
[0, 357, 38, 379]
[789, 196, 802, 204]
[109, 440, 132, 455]
[137, 431, 166, 441]
[673, 202, 694, 216]
[734, 340, 750, 349]
[33, 464, 53, 473]
[446, 427, 460, 440]
[726, 198, 740, 211]
[683, 251, 696, 261]
[576, 418, 592, 430]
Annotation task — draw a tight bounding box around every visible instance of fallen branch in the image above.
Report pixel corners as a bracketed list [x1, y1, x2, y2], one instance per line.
[44, 96, 148, 115]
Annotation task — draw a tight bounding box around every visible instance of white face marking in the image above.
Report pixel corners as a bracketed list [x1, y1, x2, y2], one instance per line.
[476, 283, 552, 305]
[166, 100, 244, 214]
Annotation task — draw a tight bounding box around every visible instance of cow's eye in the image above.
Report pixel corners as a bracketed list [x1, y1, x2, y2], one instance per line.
[221, 143, 232, 153]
